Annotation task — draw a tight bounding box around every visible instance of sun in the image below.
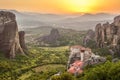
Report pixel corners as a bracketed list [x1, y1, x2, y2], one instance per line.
[68, 0, 96, 13]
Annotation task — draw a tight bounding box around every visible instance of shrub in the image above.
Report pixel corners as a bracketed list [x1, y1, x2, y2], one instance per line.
[78, 61, 120, 80]
[51, 72, 76, 80]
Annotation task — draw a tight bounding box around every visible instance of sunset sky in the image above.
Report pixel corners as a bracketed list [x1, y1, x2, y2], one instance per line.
[0, 0, 120, 14]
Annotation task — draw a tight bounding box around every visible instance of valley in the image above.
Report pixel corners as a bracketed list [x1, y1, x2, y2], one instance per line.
[0, 11, 120, 80]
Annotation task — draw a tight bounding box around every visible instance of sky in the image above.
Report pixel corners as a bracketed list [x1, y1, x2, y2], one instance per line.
[0, 0, 120, 14]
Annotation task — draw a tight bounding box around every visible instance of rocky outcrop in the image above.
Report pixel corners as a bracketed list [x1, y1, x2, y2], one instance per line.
[0, 11, 26, 58]
[19, 31, 28, 54]
[95, 15, 120, 56]
[83, 55, 106, 67]
[36, 28, 61, 46]
[67, 45, 106, 69]
[83, 29, 95, 46]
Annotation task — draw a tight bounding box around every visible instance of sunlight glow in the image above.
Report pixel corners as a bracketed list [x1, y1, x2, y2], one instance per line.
[0, 0, 120, 14]
[68, 0, 97, 13]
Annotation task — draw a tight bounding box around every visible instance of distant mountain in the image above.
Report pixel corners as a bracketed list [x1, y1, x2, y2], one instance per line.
[62, 13, 114, 22]
[0, 9, 118, 30]
[56, 13, 116, 30]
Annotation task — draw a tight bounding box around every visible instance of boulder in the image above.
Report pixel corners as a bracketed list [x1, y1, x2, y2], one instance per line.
[83, 56, 106, 68]
[0, 11, 26, 58]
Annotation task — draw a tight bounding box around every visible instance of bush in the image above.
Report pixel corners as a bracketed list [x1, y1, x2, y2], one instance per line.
[92, 48, 110, 56]
[78, 61, 120, 80]
[51, 73, 76, 80]
[106, 55, 112, 61]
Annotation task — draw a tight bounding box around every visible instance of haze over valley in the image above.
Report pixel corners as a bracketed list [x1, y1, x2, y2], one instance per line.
[0, 9, 117, 31]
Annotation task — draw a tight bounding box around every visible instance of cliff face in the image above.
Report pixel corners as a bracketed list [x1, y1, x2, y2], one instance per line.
[0, 11, 27, 58]
[36, 28, 61, 46]
[95, 15, 120, 55]
[67, 45, 106, 69]
[19, 31, 28, 54]
[83, 29, 95, 46]
[44, 28, 60, 43]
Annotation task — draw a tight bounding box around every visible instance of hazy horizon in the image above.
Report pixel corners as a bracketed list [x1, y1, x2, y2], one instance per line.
[0, 9, 116, 31]
[0, 0, 120, 14]
[0, 0, 119, 31]
[0, 9, 119, 16]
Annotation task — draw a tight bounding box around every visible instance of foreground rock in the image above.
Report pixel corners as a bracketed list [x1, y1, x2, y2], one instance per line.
[67, 45, 106, 72]
[19, 31, 28, 54]
[95, 15, 120, 56]
[0, 11, 27, 58]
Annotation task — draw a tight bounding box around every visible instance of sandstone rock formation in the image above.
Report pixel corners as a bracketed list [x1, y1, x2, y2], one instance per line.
[95, 15, 120, 56]
[36, 28, 61, 46]
[67, 45, 106, 69]
[83, 29, 95, 46]
[0, 11, 26, 58]
[19, 31, 28, 54]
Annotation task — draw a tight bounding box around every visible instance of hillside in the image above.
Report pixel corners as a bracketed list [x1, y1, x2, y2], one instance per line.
[0, 46, 69, 80]
[25, 26, 87, 46]
[1, 46, 120, 80]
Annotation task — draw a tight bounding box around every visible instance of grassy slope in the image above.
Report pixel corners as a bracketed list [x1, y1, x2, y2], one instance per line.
[19, 64, 65, 80]
[0, 46, 69, 80]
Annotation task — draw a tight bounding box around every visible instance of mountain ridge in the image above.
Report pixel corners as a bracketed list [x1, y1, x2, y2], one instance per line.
[0, 9, 117, 31]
